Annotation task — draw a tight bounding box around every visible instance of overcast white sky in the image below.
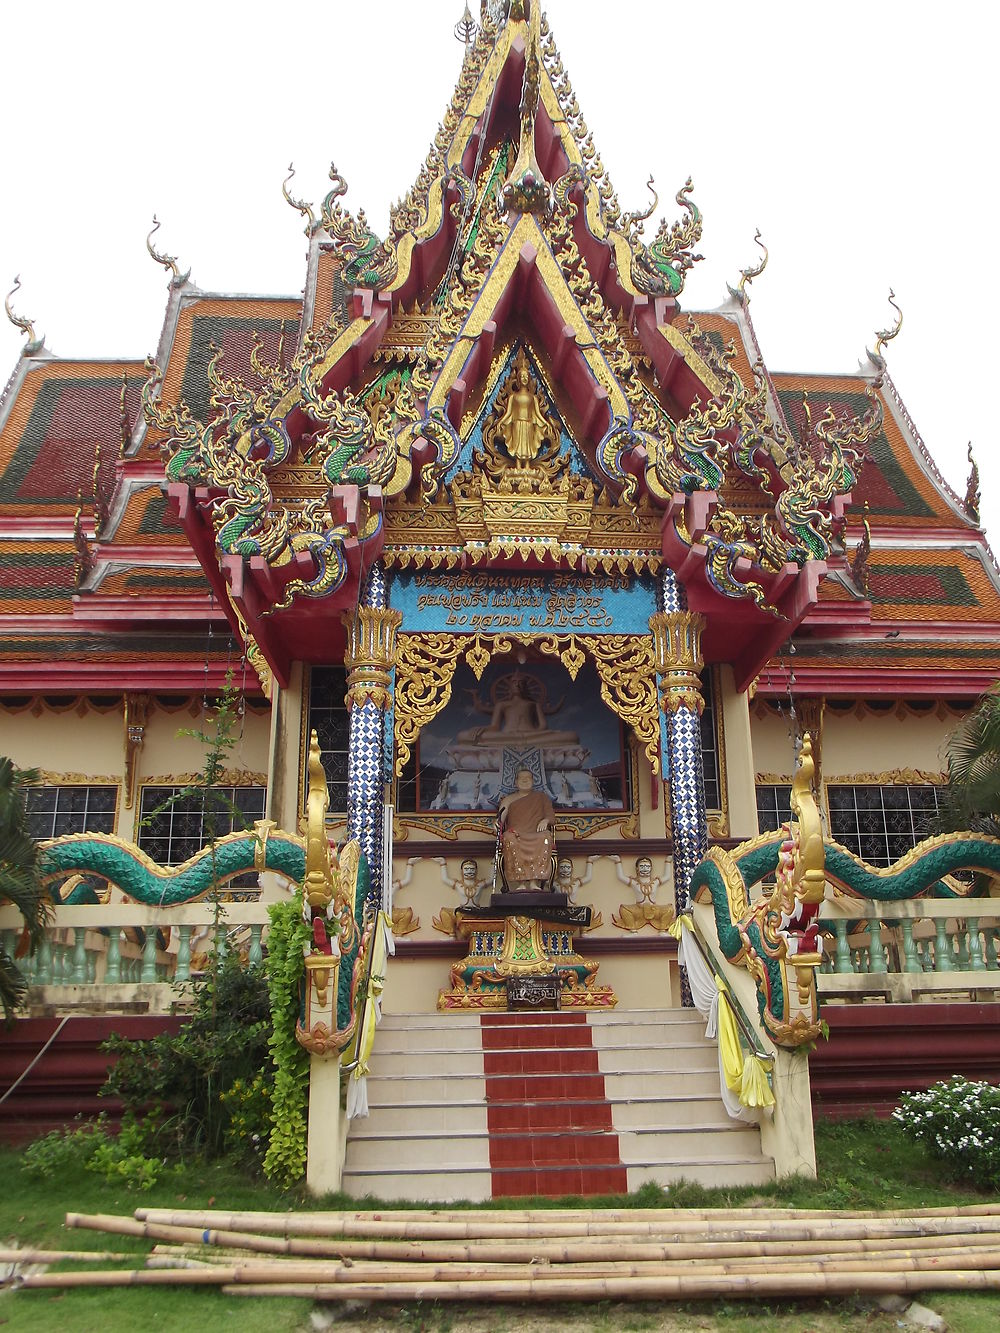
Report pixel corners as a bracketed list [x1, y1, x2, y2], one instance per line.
[1, 1, 996, 545]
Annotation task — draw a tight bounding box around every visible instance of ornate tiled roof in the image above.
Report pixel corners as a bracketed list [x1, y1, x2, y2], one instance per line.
[140, 296, 301, 456]
[772, 373, 970, 532]
[91, 567, 212, 597]
[0, 541, 76, 615]
[0, 362, 142, 515]
[109, 484, 188, 546]
[862, 548, 1000, 623]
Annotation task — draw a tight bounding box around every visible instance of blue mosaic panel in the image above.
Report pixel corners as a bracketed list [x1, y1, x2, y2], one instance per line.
[394, 571, 657, 635]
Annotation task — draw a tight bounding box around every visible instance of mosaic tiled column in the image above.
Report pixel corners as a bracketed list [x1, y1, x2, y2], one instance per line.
[651, 572, 708, 1007]
[343, 563, 401, 912]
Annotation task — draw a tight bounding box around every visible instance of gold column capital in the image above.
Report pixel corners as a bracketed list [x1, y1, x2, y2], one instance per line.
[342, 606, 403, 710]
[650, 610, 706, 716]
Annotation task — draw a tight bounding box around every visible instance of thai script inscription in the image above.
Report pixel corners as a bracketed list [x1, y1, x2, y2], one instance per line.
[412, 573, 620, 630]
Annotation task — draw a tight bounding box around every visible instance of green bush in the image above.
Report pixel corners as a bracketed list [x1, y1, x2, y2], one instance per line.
[23, 1113, 167, 1190]
[102, 952, 273, 1161]
[893, 1074, 1000, 1188]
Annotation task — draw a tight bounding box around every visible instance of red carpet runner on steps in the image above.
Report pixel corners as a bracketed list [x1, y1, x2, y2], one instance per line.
[480, 1011, 628, 1198]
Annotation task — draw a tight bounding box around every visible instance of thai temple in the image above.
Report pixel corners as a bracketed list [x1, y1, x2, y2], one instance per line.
[2, 0, 1000, 1200]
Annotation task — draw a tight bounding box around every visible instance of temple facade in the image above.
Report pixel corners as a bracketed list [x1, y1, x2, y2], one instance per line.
[1, 0, 998, 1192]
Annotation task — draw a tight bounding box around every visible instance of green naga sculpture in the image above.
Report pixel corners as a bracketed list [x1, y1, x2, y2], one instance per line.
[34, 731, 372, 1056]
[689, 735, 1000, 1049]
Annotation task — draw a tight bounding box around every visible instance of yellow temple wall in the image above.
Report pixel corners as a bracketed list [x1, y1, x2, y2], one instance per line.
[718, 667, 759, 840]
[750, 706, 952, 787]
[1, 698, 271, 843]
[2, 705, 123, 810]
[821, 710, 951, 782]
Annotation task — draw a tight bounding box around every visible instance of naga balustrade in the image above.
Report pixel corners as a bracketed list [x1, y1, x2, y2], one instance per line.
[0, 901, 271, 1015]
[818, 898, 1000, 1003]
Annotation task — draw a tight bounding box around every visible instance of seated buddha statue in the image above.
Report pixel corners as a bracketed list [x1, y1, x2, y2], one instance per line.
[497, 767, 556, 892]
[457, 673, 579, 748]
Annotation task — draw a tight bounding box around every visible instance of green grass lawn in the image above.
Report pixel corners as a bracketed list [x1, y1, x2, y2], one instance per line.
[0, 1118, 997, 1331]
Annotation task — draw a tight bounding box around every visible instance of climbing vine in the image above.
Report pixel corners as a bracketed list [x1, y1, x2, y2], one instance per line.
[263, 893, 311, 1185]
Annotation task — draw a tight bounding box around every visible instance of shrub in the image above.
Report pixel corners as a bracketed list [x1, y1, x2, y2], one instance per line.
[102, 952, 273, 1161]
[893, 1074, 1000, 1188]
[23, 1113, 166, 1190]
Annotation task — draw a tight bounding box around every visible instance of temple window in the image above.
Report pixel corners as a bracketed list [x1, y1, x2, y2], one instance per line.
[307, 666, 349, 815]
[700, 669, 721, 812]
[136, 785, 266, 865]
[756, 783, 792, 834]
[826, 784, 943, 868]
[25, 785, 117, 840]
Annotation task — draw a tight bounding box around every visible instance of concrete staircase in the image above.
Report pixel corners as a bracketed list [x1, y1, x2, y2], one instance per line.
[342, 1008, 774, 1201]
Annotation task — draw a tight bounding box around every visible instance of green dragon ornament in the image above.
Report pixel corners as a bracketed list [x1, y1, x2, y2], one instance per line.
[689, 736, 1000, 1049]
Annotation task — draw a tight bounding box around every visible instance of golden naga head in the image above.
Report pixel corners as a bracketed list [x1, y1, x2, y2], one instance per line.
[788, 732, 826, 906]
[303, 729, 338, 912]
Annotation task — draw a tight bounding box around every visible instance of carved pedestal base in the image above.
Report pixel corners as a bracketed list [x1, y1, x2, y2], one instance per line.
[437, 911, 617, 1011]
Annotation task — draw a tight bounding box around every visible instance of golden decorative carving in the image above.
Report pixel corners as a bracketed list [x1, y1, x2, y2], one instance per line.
[432, 907, 458, 936]
[824, 769, 946, 787]
[303, 730, 336, 914]
[796, 698, 825, 792]
[140, 771, 267, 788]
[495, 915, 555, 977]
[580, 634, 660, 775]
[342, 606, 403, 710]
[393, 633, 465, 775]
[123, 693, 150, 811]
[483, 348, 560, 472]
[37, 772, 119, 787]
[650, 610, 706, 717]
[612, 901, 676, 933]
[390, 906, 420, 937]
[755, 773, 793, 787]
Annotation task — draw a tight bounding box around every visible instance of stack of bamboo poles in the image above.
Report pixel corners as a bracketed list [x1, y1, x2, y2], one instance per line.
[12, 1206, 1000, 1303]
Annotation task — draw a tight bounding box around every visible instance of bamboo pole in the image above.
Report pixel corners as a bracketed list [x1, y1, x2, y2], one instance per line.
[135, 1204, 1000, 1224]
[0, 1247, 131, 1264]
[217, 1271, 1000, 1301]
[109, 1210, 1000, 1243]
[25, 1268, 1000, 1298]
[20, 1257, 1000, 1293]
[137, 1250, 1000, 1279]
[66, 1213, 1000, 1266]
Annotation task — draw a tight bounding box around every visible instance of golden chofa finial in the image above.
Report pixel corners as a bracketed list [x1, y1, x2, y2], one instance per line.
[282, 163, 319, 236]
[146, 216, 191, 288]
[965, 441, 981, 525]
[726, 229, 768, 305]
[867, 289, 902, 376]
[4, 276, 44, 356]
[454, 1, 478, 44]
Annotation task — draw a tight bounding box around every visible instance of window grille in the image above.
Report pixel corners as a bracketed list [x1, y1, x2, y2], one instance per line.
[827, 784, 942, 868]
[307, 666, 349, 814]
[700, 670, 721, 811]
[136, 786, 266, 866]
[755, 783, 793, 834]
[25, 785, 117, 841]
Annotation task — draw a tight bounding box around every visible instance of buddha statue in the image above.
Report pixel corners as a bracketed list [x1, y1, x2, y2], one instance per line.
[497, 767, 556, 892]
[456, 672, 579, 748]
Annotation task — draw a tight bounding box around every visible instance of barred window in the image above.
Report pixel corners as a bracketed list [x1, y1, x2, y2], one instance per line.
[307, 666, 349, 814]
[827, 784, 942, 868]
[25, 785, 117, 840]
[137, 786, 266, 865]
[700, 670, 721, 810]
[756, 783, 793, 834]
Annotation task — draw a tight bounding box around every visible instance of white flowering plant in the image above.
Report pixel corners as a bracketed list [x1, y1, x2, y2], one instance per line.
[893, 1074, 1000, 1188]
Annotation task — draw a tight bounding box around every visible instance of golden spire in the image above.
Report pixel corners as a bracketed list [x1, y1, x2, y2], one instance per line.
[498, 0, 552, 218]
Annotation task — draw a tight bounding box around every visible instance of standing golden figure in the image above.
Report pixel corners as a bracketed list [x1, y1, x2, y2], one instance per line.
[491, 350, 555, 468]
